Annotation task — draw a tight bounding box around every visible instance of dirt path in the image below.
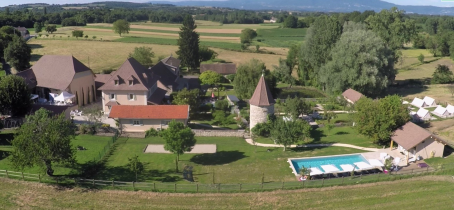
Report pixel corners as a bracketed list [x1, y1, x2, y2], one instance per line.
[80, 28, 240, 41]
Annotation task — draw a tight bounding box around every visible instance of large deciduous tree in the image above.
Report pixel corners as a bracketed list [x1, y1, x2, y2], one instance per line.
[127, 155, 144, 182]
[233, 59, 278, 99]
[45, 25, 57, 34]
[4, 35, 32, 71]
[354, 95, 410, 145]
[71, 30, 84, 39]
[270, 118, 312, 151]
[273, 59, 295, 87]
[319, 23, 395, 97]
[10, 108, 76, 176]
[128, 46, 155, 67]
[365, 7, 416, 51]
[298, 15, 343, 86]
[283, 15, 298, 28]
[161, 120, 196, 172]
[0, 75, 31, 116]
[240, 28, 257, 44]
[282, 97, 311, 120]
[199, 70, 222, 87]
[112, 19, 130, 37]
[34, 22, 43, 34]
[177, 15, 200, 70]
[172, 88, 201, 118]
[198, 46, 217, 63]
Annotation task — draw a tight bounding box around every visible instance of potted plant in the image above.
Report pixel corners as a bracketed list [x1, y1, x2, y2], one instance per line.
[299, 166, 311, 181]
[384, 158, 394, 174]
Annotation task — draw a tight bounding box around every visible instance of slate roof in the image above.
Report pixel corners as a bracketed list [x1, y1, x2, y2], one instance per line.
[149, 61, 178, 89]
[161, 55, 181, 68]
[27, 55, 92, 90]
[249, 75, 275, 106]
[98, 58, 155, 91]
[16, 69, 37, 89]
[391, 122, 433, 150]
[108, 105, 189, 119]
[200, 63, 237, 75]
[342, 89, 364, 103]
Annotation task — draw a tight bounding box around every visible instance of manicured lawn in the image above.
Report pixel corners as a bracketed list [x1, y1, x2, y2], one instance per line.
[0, 133, 113, 175]
[316, 113, 353, 124]
[191, 113, 239, 129]
[2, 176, 454, 209]
[98, 136, 365, 183]
[253, 126, 377, 149]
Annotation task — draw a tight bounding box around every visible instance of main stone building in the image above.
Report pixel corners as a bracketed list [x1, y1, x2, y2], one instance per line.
[249, 74, 275, 129]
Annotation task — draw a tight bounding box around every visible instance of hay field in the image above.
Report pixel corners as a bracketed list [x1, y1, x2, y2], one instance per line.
[396, 58, 454, 81]
[29, 39, 284, 73]
[133, 20, 281, 30]
[1, 177, 454, 209]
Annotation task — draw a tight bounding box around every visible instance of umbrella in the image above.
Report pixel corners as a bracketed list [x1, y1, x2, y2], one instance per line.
[30, 94, 39, 100]
[54, 91, 75, 102]
[211, 92, 215, 98]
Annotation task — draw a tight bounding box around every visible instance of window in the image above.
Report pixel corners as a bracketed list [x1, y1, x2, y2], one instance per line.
[107, 106, 112, 111]
[129, 80, 133, 86]
[128, 93, 134, 101]
[132, 120, 142, 126]
[110, 93, 115, 100]
[161, 120, 171, 125]
[114, 80, 119, 85]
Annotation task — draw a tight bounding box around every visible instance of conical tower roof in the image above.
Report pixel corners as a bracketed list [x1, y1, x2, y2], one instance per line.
[249, 75, 275, 106]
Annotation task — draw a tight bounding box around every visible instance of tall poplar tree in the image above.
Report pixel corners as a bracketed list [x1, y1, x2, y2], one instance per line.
[177, 15, 200, 70]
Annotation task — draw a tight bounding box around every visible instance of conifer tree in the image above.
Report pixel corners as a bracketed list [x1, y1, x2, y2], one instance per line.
[177, 15, 200, 70]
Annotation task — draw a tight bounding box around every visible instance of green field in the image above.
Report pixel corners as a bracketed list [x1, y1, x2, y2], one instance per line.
[85, 25, 241, 37]
[255, 28, 307, 48]
[1, 176, 454, 209]
[98, 136, 364, 184]
[0, 133, 113, 175]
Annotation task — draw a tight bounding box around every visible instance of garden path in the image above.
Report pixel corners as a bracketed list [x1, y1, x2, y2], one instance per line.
[244, 138, 379, 152]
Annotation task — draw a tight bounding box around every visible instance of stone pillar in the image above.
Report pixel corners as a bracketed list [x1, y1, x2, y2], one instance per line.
[250, 104, 274, 129]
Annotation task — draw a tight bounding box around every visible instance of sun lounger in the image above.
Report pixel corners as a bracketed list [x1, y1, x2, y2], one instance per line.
[340, 164, 355, 172]
[353, 162, 374, 171]
[393, 157, 401, 166]
[309, 167, 324, 176]
[368, 159, 384, 167]
[408, 156, 417, 163]
[321, 165, 340, 173]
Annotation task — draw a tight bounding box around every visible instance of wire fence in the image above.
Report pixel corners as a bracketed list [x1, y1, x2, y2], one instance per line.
[1, 162, 453, 193]
[91, 130, 119, 163]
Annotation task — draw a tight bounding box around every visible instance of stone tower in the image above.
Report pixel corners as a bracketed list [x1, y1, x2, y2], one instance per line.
[249, 74, 275, 129]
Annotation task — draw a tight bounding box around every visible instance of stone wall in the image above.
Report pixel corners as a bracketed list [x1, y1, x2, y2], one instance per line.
[249, 104, 274, 129]
[192, 129, 245, 137]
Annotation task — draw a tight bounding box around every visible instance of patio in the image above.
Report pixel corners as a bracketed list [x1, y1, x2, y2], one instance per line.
[362, 148, 429, 170]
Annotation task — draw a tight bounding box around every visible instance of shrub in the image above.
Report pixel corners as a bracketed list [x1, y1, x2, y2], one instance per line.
[215, 100, 229, 111]
[199, 103, 213, 113]
[102, 69, 115, 74]
[145, 128, 159, 137]
[79, 124, 89, 134]
[251, 122, 271, 137]
[225, 74, 236, 82]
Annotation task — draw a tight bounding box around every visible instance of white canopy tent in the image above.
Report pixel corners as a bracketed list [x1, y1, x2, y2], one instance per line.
[54, 91, 75, 102]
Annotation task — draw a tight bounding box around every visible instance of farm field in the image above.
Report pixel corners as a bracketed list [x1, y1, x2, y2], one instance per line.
[254, 28, 307, 48]
[0, 133, 113, 175]
[97, 136, 364, 184]
[28, 39, 285, 73]
[1, 176, 454, 209]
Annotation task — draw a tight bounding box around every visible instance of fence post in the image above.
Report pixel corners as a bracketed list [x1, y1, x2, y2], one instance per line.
[342, 176, 345, 185]
[281, 182, 284, 190]
[132, 181, 135, 190]
[261, 182, 263, 190]
[377, 173, 380, 182]
[217, 184, 220, 193]
[112, 180, 114, 188]
[153, 183, 156, 191]
[412, 169, 414, 175]
[239, 184, 242, 192]
[92, 179, 95, 187]
[5, 170, 8, 178]
[21, 172, 24, 180]
[322, 179, 324, 187]
[174, 183, 177, 192]
[196, 184, 199, 193]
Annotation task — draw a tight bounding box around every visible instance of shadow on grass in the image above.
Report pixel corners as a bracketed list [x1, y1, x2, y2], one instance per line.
[190, 151, 246, 165]
[0, 150, 10, 161]
[95, 164, 181, 182]
[0, 133, 14, 145]
[335, 131, 349, 135]
[310, 129, 325, 142]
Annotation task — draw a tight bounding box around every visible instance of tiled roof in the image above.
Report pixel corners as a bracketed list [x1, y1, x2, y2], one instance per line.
[98, 58, 155, 91]
[342, 89, 363, 103]
[391, 122, 432, 150]
[105, 101, 120, 106]
[200, 63, 237, 75]
[149, 61, 178, 89]
[161, 55, 181, 68]
[28, 55, 92, 90]
[108, 105, 189, 119]
[249, 75, 275, 106]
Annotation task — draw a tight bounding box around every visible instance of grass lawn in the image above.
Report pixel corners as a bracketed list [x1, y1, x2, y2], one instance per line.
[396, 57, 453, 81]
[190, 113, 239, 129]
[316, 113, 352, 125]
[2, 176, 454, 209]
[253, 126, 378, 149]
[98, 136, 365, 184]
[0, 133, 113, 175]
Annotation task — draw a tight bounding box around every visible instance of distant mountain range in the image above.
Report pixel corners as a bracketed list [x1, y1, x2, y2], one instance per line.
[150, 0, 454, 15]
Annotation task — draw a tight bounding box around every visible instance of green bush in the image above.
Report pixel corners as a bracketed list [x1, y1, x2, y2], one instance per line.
[79, 124, 89, 134]
[145, 128, 159, 137]
[215, 100, 229, 111]
[226, 74, 236, 82]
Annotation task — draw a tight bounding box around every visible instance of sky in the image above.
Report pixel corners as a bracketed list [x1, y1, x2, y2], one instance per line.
[1, 0, 454, 8]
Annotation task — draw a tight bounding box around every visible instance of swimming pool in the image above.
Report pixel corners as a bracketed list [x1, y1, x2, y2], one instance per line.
[289, 154, 370, 175]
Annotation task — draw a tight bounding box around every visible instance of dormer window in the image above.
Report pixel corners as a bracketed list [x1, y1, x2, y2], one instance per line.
[129, 80, 133, 86]
[114, 80, 119, 86]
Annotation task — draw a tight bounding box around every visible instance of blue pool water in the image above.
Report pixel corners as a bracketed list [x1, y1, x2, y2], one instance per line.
[291, 154, 369, 173]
